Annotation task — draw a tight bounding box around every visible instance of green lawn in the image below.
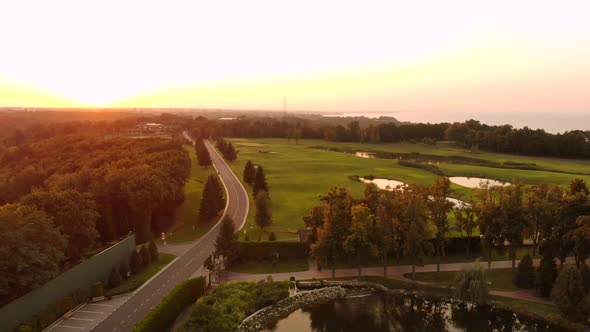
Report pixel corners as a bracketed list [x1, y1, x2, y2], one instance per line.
[106, 253, 176, 296]
[405, 267, 519, 292]
[224, 138, 588, 241]
[229, 258, 309, 274]
[159, 144, 218, 244]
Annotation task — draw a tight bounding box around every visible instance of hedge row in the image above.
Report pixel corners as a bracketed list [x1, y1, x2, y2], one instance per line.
[238, 241, 308, 260]
[133, 277, 206, 332]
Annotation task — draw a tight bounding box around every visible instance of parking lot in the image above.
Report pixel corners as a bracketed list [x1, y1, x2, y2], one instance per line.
[44, 295, 131, 331]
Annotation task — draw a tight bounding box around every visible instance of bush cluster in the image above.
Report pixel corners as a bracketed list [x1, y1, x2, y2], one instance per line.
[134, 277, 206, 332]
[180, 280, 289, 332]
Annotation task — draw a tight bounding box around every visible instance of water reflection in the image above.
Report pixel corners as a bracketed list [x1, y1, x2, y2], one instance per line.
[449, 177, 509, 189]
[266, 293, 564, 332]
[355, 152, 376, 159]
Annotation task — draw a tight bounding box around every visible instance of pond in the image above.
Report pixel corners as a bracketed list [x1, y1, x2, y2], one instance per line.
[355, 152, 377, 159]
[265, 293, 565, 332]
[359, 177, 405, 190]
[449, 177, 509, 189]
[360, 178, 470, 207]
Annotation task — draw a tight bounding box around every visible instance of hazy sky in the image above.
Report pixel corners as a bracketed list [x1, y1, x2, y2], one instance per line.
[1, 0, 589, 112]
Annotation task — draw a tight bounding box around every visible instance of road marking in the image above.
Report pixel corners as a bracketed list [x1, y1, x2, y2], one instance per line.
[185, 257, 195, 267]
[56, 324, 85, 329]
[78, 310, 104, 314]
[120, 321, 125, 325]
[134, 309, 138, 312]
[127, 314, 131, 319]
[68, 318, 95, 322]
[87, 303, 112, 307]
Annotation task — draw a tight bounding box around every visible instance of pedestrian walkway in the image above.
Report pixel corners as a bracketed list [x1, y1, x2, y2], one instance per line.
[227, 257, 578, 305]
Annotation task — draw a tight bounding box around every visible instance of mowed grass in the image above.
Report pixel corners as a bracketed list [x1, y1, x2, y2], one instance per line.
[310, 140, 590, 175]
[224, 138, 589, 241]
[160, 145, 218, 244]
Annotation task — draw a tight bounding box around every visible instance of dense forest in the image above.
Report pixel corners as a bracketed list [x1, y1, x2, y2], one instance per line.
[0, 131, 190, 302]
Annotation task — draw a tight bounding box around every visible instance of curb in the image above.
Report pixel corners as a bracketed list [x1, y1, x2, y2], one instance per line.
[134, 257, 180, 294]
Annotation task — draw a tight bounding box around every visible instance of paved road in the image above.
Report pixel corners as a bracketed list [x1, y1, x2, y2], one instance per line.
[89, 134, 249, 332]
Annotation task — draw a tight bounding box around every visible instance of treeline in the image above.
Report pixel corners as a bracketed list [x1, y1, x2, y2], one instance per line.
[305, 178, 590, 282]
[215, 138, 237, 161]
[189, 116, 448, 143]
[446, 120, 590, 158]
[188, 116, 590, 159]
[0, 135, 190, 302]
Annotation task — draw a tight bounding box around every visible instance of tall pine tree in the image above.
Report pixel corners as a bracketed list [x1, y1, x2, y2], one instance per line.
[214, 216, 239, 266]
[252, 166, 269, 198]
[195, 138, 212, 166]
[199, 175, 225, 223]
[243, 160, 255, 184]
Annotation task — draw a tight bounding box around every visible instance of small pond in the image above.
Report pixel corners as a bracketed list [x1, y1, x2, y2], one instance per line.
[360, 177, 470, 207]
[265, 293, 566, 332]
[449, 177, 509, 189]
[355, 152, 377, 159]
[360, 177, 405, 190]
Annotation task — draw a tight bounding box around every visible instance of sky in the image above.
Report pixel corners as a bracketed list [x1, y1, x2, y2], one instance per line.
[0, 0, 589, 112]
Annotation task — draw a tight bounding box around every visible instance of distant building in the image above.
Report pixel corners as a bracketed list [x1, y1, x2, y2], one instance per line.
[135, 122, 168, 133]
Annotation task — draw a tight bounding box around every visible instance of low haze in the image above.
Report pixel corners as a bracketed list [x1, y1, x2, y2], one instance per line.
[1, 0, 589, 114]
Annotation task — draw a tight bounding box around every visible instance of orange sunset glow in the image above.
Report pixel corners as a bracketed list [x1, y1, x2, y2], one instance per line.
[1, 0, 589, 112]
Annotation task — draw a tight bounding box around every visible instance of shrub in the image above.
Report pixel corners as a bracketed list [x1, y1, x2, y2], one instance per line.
[93, 282, 104, 298]
[513, 254, 535, 288]
[148, 240, 159, 262]
[453, 259, 488, 305]
[133, 277, 206, 332]
[140, 246, 151, 267]
[181, 281, 289, 332]
[237, 241, 307, 261]
[551, 266, 585, 320]
[109, 267, 123, 288]
[535, 256, 557, 297]
[130, 249, 143, 274]
[120, 261, 131, 279]
[268, 232, 277, 241]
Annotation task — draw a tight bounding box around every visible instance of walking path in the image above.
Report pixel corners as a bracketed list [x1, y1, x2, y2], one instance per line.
[228, 257, 577, 305]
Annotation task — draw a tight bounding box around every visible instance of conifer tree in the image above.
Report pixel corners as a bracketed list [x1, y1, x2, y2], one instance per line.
[243, 160, 255, 184]
[199, 175, 225, 223]
[255, 191, 272, 241]
[252, 166, 269, 198]
[195, 138, 212, 166]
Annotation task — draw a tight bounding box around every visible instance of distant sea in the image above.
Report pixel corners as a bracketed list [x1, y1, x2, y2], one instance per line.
[320, 111, 590, 134]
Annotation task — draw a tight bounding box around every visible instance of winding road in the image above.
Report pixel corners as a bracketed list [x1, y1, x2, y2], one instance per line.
[90, 133, 249, 332]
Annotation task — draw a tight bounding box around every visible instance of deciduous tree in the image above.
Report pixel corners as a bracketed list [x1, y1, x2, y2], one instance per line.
[344, 203, 378, 276]
[428, 177, 454, 272]
[20, 189, 100, 258]
[0, 204, 67, 300]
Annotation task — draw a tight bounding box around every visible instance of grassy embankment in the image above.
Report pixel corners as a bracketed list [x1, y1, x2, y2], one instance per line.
[159, 144, 219, 244]
[107, 253, 176, 296]
[225, 138, 590, 241]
